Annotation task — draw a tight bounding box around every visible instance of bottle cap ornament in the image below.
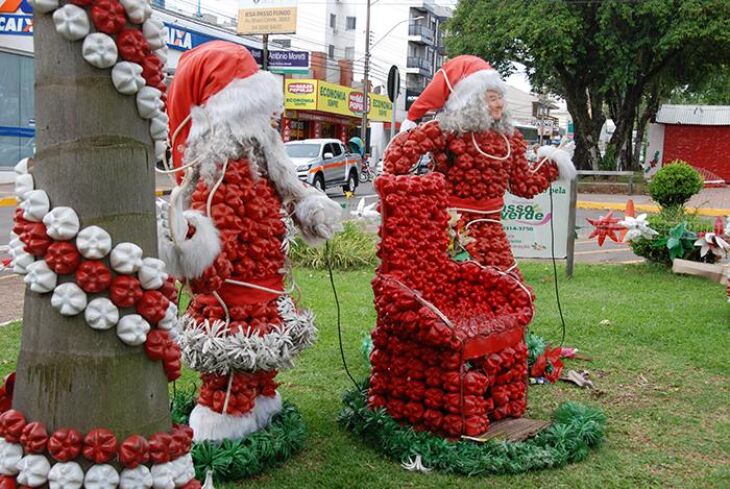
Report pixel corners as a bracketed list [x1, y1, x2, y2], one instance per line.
[14, 158, 28, 175]
[76, 260, 113, 294]
[0, 439, 23, 475]
[136, 87, 162, 120]
[14, 174, 34, 202]
[85, 298, 120, 331]
[120, 0, 152, 25]
[116, 28, 150, 63]
[157, 302, 178, 330]
[45, 242, 82, 275]
[119, 465, 153, 489]
[76, 226, 113, 259]
[47, 428, 83, 463]
[42, 207, 80, 241]
[52, 4, 90, 42]
[112, 62, 145, 95]
[29, 0, 59, 14]
[138, 258, 168, 290]
[149, 111, 169, 141]
[51, 283, 88, 316]
[142, 18, 166, 51]
[150, 462, 174, 489]
[11, 251, 35, 275]
[170, 454, 195, 487]
[47, 461, 84, 489]
[110, 242, 144, 274]
[21, 190, 50, 223]
[90, 0, 127, 35]
[84, 464, 119, 489]
[15, 454, 51, 487]
[24, 261, 58, 294]
[116, 315, 150, 346]
[82, 33, 119, 69]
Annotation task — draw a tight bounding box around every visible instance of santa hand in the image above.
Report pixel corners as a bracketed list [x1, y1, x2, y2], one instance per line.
[537, 144, 577, 181]
[294, 190, 343, 246]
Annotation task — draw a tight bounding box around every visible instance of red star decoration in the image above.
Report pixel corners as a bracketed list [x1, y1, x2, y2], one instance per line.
[587, 211, 623, 246]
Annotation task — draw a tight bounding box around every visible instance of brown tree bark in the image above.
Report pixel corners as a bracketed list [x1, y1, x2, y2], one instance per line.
[563, 83, 604, 171]
[12, 12, 171, 438]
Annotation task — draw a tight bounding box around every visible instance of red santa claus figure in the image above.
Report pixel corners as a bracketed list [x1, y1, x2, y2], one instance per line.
[158, 41, 341, 442]
[367, 56, 576, 438]
[390, 55, 575, 277]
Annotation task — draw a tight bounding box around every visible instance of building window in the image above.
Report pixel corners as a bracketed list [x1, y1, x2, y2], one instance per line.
[346, 16, 356, 30]
[0, 52, 35, 168]
[330, 13, 336, 29]
[328, 45, 336, 59]
[345, 46, 354, 60]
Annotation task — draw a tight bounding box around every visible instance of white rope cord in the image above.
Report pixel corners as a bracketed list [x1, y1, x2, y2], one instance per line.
[466, 259, 535, 315]
[464, 217, 502, 230]
[223, 278, 292, 296]
[471, 131, 511, 161]
[221, 370, 235, 415]
[438, 68, 455, 93]
[206, 158, 229, 217]
[212, 290, 231, 326]
[449, 205, 503, 216]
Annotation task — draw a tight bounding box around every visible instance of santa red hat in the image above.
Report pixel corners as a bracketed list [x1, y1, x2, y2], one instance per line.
[167, 41, 283, 176]
[401, 55, 506, 131]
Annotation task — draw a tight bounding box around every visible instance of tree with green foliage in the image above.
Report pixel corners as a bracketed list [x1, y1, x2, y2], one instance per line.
[446, 0, 730, 171]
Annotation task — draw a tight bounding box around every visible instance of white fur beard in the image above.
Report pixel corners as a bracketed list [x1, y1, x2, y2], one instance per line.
[437, 94, 513, 135]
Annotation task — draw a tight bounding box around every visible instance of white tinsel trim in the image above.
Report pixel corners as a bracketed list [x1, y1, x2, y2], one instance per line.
[188, 405, 257, 443]
[253, 392, 282, 430]
[537, 143, 577, 181]
[176, 295, 316, 374]
[280, 211, 297, 255]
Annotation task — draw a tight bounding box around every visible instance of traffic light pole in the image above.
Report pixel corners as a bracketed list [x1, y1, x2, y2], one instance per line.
[360, 0, 371, 152]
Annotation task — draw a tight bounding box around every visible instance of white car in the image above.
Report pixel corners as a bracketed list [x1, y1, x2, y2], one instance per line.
[285, 138, 362, 194]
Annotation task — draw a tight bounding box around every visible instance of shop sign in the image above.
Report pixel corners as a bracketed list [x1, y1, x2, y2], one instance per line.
[285, 79, 318, 111]
[237, 0, 297, 35]
[317, 81, 393, 122]
[0, 0, 33, 36]
[503, 184, 570, 259]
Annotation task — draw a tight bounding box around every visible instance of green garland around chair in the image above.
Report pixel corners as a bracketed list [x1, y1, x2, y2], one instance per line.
[338, 379, 606, 475]
[171, 389, 306, 482]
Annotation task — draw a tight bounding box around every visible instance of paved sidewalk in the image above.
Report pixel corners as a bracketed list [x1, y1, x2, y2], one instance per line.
[0, 275, 24, 325]
[577, 188, 730, 216]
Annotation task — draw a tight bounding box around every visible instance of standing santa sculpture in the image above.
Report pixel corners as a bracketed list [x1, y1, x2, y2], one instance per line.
[368, 55, 575, 437]
[158, 41, 341, 442]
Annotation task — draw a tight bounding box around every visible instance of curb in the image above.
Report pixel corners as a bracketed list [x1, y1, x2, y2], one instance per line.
[576, 200, 729, 217]
[0, 189, 172, 208]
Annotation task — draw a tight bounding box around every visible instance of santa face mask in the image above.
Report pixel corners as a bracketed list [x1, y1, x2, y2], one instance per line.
[485, 90, 505, 121]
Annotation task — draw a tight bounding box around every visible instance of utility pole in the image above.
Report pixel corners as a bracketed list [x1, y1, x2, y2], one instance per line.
[360, 0, 371, 152]
[263, 33, 269, 70]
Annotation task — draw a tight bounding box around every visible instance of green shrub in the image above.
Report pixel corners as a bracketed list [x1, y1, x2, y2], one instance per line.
[649, 161, 703, 208]
[290, 220, 377, 270]
[629, 207, 716, 265]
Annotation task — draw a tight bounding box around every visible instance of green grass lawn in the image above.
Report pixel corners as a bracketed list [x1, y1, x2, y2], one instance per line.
[1, 263, 728, 488]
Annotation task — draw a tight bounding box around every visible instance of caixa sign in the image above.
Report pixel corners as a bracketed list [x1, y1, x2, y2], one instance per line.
[0, 0, 33, 36]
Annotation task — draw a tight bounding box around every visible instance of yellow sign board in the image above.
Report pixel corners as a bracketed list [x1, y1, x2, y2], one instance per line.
[237, 0, 298, 35]
[284, 79, 392, 122]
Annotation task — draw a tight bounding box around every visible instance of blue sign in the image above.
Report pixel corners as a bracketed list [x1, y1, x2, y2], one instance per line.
[0, 13, 32, 36]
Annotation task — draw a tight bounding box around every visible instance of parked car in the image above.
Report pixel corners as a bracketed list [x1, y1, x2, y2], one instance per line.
[285, 138, 362, 194]
[374, 153, 431, 175]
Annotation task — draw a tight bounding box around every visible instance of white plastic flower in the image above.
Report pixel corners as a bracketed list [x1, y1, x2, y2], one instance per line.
[694, 232, 730, 258]
[51, 283, 88, 316]
[170, 454, 195, 487]
[24, 260, 57, 293]
[0, 439, 23, 476]
[618, 213, 658, 242]
[350, 197, 379, 220]
[138, 257, 168, 290]
[117, 314, 151, 346]
[112, 62, 145, 95]
[111, 242, 144, 274]
[401, 453, 432, 473]
[29, 0, 59, 14]
[120, 465, 153, 489]
[143, 18, 166, 51]
[84, 464, 119, 489]
[15, 173, 34, 201]
[82, 33, 118, 69]
[43, 206, 80, 241]
[21, 189, 50, 222]
[11, 250, 35, 275]
[16, 454, 51, 487]
[85, 298, 120, 331]
[48, 461, 84, 489]
[150, 463, 175, 489]
[77, 226, 113, 259]
[136, 87, 163, 120]
[52, 4, 90, 41]
[121, 0, 152, 25]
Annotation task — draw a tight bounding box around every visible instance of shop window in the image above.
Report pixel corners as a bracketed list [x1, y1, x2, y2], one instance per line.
[346, 17, 356, 30]
[0, 52, 35, 169]
[328, 45, 336, 59]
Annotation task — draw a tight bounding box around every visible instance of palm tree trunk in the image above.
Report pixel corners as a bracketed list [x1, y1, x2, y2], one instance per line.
[12, 11, 171, 438]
